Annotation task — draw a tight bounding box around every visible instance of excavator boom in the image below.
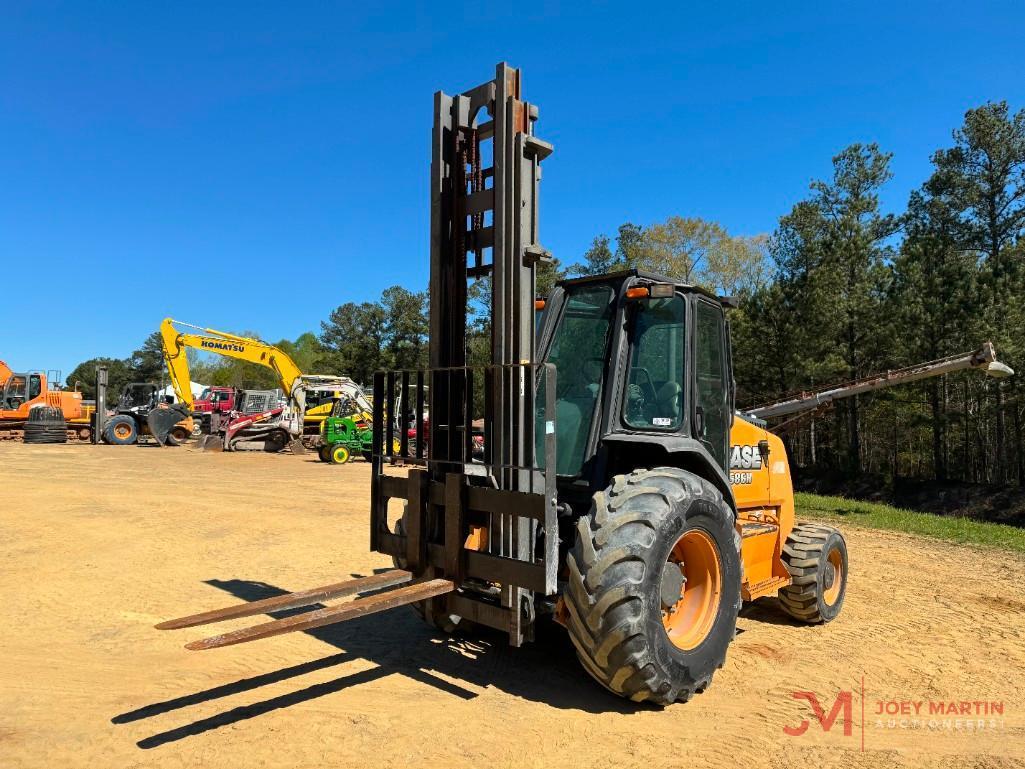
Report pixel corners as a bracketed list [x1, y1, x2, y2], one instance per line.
[157, 318, 308, 447]
[159, 318, 306, 411]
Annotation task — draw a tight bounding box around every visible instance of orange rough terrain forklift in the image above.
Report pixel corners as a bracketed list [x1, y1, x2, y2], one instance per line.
[160, 63, 984, 705]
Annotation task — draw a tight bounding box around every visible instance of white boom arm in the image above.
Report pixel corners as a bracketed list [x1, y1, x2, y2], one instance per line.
[746, 342, 1014, 421]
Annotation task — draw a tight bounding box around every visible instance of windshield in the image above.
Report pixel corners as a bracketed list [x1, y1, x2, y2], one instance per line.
[3, 375, 26, 408]
[541, 285, 616, 476]
[7, 376, 26, 399]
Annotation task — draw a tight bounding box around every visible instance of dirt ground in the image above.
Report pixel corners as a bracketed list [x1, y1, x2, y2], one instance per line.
[2, 442, 1024, 768]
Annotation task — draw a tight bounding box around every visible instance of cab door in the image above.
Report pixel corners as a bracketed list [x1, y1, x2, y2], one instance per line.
[28, 374, 42, 403]
[692, 299, 730, 471]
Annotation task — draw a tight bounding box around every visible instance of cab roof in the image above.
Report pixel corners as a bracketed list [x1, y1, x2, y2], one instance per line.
[556, 268, 722, 303]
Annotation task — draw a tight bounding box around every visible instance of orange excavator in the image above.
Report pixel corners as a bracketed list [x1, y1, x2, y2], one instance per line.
[0, 360, 93, 441]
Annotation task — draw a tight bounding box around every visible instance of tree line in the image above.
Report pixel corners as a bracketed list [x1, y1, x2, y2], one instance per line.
[66, 285, 429, 401]
[570, 102, 1024, 489]
[67, 101, 1023, 489]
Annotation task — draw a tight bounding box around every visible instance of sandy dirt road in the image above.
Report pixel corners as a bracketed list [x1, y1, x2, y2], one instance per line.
[2, 442, 1023, 768]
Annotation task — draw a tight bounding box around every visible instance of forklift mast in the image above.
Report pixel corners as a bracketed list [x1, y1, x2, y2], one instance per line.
[159, 63, 563, 652]
[428, 61, 552, 463]
[370, 63, 558, 645]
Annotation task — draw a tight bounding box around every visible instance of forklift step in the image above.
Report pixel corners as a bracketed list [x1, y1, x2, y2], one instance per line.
[155, 569, 413, 630]
[181, 578, 454, 650]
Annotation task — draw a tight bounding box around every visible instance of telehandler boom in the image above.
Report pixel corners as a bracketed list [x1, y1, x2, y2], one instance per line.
[747, 342, 1013, 425]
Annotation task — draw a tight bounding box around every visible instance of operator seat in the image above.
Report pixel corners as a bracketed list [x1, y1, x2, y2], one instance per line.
[553, 359, 603, 475]
[655, 381, 682, 424]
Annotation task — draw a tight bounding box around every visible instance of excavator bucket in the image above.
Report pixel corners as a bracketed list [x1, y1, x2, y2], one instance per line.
[196, 434, 224, 452]
[147, 405, 190, 446]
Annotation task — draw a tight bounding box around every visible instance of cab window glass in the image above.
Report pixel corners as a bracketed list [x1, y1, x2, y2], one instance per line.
[540, 285, 615, 476]
[695, 301, 728, 468]
[624, 296, 685, 429]
[8, 376, 27, 401]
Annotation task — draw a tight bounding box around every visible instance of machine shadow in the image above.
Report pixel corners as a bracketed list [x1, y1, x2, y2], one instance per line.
[117, 576, 638, 748]
[739, 596, 804, 627]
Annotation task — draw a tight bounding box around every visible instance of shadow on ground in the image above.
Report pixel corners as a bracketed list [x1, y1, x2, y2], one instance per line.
[114, 574, 638, 748]
[739, 597, 804, 627]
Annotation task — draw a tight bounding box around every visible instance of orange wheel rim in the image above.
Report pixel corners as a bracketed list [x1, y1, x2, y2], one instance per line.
[822, 547, 844, 605]
[662, 528, 722, 651]
[114, 425, 130, 439]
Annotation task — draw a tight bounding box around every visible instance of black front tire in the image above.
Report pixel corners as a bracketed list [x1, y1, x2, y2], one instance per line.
[564, 467, 741, 705]
[104, 416, 138, 445]
[778, 523, 848, 623]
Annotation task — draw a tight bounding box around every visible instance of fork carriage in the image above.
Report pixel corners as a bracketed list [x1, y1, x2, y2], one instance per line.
[370, 363, 558, 645]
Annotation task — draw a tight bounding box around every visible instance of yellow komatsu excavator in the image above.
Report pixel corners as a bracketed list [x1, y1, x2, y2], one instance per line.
[156, 318, 372, 451]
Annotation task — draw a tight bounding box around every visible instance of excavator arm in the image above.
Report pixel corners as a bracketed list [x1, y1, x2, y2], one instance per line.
[156, 318, 311, 447]
[158, 318, 307, 413]
[158, 320, 195, 412]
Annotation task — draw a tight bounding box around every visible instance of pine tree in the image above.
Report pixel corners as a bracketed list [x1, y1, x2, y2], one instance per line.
[930, 102, 1025, 483]
[772, 144, 899, 474]
[890, 188, 977, 480]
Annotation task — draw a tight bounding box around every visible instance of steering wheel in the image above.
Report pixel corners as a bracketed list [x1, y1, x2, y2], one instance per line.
[630, 367, 658, 403]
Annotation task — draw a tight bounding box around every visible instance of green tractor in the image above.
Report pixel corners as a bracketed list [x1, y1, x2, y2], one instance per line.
[317, 395, 389, 464]
[317, 416, 372, 465]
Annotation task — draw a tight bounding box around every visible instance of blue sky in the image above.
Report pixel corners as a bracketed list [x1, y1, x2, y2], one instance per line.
[3, 2, 1023, 379]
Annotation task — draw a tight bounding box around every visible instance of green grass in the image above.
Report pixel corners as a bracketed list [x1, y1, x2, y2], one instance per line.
[795, 492, 1025, 554]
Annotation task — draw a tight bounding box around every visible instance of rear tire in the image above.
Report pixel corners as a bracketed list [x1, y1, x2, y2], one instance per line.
[778, 523, 847, 623]
[564, 467, 741, 705]
[169, 426, 190, 444]
[330, 444, 351, 464]
[104, 416, 138, 445]
[318, 445, 331, 462]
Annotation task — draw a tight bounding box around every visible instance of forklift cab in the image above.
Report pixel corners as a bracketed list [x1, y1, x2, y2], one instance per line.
[117, 383, 159, 412]
[537, 269, 735, 508]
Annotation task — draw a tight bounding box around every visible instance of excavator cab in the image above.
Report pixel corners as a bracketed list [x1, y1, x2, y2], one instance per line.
[1, 372, 42, 411]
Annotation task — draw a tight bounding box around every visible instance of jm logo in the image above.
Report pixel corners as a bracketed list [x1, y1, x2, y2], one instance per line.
[784, 691, 853, 737]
